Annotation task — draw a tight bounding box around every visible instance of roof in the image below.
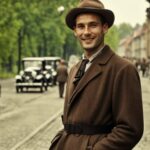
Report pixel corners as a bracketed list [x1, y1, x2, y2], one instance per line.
[22, 57, 45, 61]
[43, 57, 61, 61]
[22, 57, 61, 61]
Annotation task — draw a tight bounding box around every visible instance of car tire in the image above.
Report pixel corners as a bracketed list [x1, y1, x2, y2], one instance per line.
[40, 87, 43, 93]
[20, 87, 23, 92]
[16, 87, 19, 93]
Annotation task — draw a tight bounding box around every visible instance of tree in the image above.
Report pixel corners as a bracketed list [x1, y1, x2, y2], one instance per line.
[105, 25, 119, 51]
[146, 0, 150, 20]
[146, 7, 150, 19]
[0, 0, 124, 75]
[118, 23, 133, 39]
[0, 0, 78, 73]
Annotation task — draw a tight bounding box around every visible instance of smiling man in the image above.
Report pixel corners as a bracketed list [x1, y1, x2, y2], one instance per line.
[74, 13, 108, 58]
[49, 0, 144, 150]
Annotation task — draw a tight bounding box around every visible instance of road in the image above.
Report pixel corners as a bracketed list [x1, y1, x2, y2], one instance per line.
[133, 77, 150, 150]
[0, 79, 63, 150]
[0, 77, 150, 150]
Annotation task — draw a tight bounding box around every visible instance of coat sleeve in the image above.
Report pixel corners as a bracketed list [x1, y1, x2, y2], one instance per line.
[93, 64, 144, 150]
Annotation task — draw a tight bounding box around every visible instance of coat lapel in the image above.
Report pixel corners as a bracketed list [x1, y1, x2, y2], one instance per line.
[66, 61, 82, 99]
[69, 63, 102, 104]
[68, 45, 114, 108]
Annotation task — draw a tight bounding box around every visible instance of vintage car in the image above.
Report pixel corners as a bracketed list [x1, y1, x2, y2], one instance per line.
[44, 57, 61, 85]
[15, 57, 54, 93]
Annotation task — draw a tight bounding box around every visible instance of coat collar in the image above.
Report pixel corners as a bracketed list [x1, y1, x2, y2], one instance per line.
[67, 45, 114, 108]
[96, 45, 114, 65]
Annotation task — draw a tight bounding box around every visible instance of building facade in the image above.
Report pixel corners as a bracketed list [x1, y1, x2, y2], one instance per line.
[117, 23, 150, 60]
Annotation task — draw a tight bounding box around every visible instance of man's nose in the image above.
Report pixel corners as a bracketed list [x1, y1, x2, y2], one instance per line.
[83, 26, 91, 35]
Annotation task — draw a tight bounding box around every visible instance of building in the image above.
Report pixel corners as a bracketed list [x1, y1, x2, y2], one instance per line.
[117, 24, 149, 60]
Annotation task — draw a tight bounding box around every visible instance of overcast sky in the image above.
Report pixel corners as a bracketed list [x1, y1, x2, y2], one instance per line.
[102, 0, 149, 26]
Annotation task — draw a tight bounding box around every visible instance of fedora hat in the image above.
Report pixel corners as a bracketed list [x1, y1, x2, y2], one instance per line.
[65, 0, 115, 29]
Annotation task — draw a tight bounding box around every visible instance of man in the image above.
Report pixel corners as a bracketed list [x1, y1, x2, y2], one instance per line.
[56, 59, 68, 98]
[50, 0, 143, 149]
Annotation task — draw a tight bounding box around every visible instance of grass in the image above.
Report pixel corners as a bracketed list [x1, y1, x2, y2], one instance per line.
[0, 72, 16, 79]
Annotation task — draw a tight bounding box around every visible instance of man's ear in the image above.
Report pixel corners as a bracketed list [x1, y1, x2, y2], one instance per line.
[103, 23, 109, 34]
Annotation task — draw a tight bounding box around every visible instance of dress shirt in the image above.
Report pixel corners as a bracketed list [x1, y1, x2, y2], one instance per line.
[82, 45, 105, 72]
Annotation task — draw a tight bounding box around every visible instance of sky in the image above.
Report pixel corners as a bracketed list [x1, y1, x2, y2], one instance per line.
[102, 0, 149, 26]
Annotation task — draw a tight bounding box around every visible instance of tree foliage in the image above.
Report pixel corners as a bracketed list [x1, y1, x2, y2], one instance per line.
[0, 0, 129, 74]
[0, 0, 78, 73]
[118, 23, 133, 39]
[146, 0, 150, 3]
[105, 25, 119, 50]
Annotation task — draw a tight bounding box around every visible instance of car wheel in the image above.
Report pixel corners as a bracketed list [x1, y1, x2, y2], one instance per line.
[45, 85, 48, 91]
[40, 87, 43, 92]
[16, 87, 19, 93]
[20, 87, 23, 92]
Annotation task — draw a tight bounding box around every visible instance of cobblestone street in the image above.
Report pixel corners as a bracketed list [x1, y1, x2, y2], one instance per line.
[0, 76, 150, 150]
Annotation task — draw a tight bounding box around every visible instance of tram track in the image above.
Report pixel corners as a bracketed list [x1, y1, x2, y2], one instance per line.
[10, 110, 62, 150]
[0, 94, 45, 121]
[0, 81, 64, 150]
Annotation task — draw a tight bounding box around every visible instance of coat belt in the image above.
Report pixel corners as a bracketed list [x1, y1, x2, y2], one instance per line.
[64, 123, 114, 135]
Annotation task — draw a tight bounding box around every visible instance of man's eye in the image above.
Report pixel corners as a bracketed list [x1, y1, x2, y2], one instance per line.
[90, 23, 98, 28]
[76, 25, 84, 29]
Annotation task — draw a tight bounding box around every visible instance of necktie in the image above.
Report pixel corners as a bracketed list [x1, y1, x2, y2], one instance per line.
[73, 59, 89, 85]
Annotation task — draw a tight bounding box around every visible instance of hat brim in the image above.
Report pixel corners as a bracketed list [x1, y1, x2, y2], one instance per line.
[66, 7, 115, 29]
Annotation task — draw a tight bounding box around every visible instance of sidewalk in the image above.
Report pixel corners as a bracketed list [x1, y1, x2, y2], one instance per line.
[133, 76, 150, 150]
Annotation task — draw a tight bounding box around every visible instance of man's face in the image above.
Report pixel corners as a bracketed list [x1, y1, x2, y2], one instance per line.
[74, 13, 108, 52]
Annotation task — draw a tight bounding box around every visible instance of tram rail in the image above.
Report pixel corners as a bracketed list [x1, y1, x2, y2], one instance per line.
[10, 110, 62, 150]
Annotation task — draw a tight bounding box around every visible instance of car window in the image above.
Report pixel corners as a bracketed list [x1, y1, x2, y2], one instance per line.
[24, 61, 42, 69]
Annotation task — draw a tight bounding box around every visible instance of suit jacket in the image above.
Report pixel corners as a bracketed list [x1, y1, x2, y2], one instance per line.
[56, 64, 68, 83]
[50, 45, 143, 150]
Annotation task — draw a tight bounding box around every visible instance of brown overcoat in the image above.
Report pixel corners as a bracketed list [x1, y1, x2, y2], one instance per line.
[50, 45, 143, 150]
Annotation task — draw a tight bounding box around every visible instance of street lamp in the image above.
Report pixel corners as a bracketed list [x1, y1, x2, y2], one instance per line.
[57, 6, 65, 58]
[57, 6, 65, 14]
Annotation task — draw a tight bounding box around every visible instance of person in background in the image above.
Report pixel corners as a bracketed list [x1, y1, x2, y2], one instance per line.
[49, 0, 143, 149]
[56, 59, 68, 98]
[140, 58, 148, 77]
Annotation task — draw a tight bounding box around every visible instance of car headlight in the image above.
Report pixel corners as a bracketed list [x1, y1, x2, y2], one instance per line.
[43, 70, 47, 75]
[15, 75, 22, 80]
[36, 74, 43, 80]
[25, 76, 30, 80]
[52, 71, 57, 76]
[20, 70, 24, 76]
[46, 74, 51, 79]
[45, 65, 52, 70]
[32, 70, 37, 78]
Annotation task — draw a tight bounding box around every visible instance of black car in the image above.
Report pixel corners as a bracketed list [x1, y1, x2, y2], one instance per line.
[15, 57, 53, 93]
[44, 57, 61, 85]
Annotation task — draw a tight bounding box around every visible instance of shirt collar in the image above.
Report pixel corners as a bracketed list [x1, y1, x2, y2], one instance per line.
[82, 45, 105, 62]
